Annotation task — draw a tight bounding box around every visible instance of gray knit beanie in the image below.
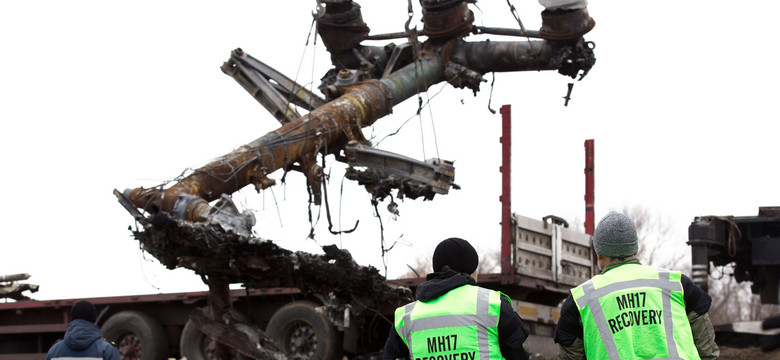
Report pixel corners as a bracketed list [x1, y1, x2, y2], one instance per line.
[593, 211, 638, 257]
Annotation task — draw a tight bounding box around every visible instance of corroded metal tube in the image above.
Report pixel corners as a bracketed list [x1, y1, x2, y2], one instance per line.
[450, 40, 555, 73]
[380, 56, 443, 106]
[0, 273, 30, 282]
[127, 79, 395, 220]
[127, 39, 567, 223]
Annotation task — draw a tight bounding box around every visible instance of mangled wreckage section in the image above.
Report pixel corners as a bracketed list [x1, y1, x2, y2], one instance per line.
[116, 188, 412, 359]
[131, 210, 410, 305]
[120, 0, 596, 234]
[0, 274, 39, 302]
[115, 0, 597, 358]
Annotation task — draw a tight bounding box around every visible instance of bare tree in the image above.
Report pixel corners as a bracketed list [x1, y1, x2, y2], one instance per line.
[399, 248, 500, 279]
[477, 251, 501, 274]
[620, 205, 687, 271]
[400, 255, 429, 279]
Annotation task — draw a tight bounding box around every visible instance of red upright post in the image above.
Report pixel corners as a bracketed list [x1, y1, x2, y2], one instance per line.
[500, 105, 512, 284]
[584, 139, 599, 274]
[584, 139, 595, 235]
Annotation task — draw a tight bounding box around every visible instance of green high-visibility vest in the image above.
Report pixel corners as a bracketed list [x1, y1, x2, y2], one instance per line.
[571, 263, 700, 359]
[394, 284, 507, 360]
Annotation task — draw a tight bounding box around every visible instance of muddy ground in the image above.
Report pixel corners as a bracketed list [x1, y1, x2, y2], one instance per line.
[532, 346, 778, 359]
[719, 346, 779, 360]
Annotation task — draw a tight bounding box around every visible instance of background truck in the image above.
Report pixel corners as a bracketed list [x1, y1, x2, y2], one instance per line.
[0, 287, 304, 360]
[0, 213, 591, 360]
[688, 207, 780, 353]
[688, 207, 780, 305]
[0, 107, 595, 360]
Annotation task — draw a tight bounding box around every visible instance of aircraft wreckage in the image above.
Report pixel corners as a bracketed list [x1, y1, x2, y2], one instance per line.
[115, 0, 596, 358]
[0, 274, 39, 301]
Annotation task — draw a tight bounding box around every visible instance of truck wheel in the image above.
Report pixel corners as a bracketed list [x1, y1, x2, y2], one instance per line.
[180, 308, 217, 360]
[180, 307, 253, 360]
[101, 310, 169, 360]
[266, 301, 340, 360]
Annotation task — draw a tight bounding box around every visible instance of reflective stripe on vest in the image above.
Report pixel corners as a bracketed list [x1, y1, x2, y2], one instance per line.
[395, 285, 503, 360]
[572, 265, 699, 360]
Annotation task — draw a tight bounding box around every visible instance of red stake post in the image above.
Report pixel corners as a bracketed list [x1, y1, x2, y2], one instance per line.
[500, 105, 512, 284]
[584, 139, 595, 235]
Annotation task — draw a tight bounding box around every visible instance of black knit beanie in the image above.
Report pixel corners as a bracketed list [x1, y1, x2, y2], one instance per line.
[432, 237, 479, 274]
[71, 300, 97, 323]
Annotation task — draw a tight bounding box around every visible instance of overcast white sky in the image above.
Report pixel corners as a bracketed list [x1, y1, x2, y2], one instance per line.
[2, 1, 779, 301]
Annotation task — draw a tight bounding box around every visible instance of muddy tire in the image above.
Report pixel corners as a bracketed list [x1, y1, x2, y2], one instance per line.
[180, 312, 216, 360]
[101, 310, 168, 360]
[266, 301, 340, 360]
[180, 307, 254, 360]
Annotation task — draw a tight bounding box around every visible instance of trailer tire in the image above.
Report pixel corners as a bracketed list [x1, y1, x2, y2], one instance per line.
[180, 307, 254, 360]
[180, 314, 215, 360]
[101, 310, 168, 360]
[266, 301, 340, 360]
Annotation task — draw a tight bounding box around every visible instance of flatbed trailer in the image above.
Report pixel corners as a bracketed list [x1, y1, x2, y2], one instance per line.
[0, 287, 308, 360]
[0, 210, 591, 360]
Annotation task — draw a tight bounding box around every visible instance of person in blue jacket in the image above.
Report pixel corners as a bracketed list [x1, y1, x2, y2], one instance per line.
[46, 300, 120, 360]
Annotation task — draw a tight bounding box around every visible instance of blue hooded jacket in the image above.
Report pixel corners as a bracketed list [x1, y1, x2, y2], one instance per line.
[46, 319, 120, 360]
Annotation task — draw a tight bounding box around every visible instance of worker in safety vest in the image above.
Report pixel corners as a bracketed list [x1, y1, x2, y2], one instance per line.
[382, 237, 530, 360]
[554, 211, 719, 359]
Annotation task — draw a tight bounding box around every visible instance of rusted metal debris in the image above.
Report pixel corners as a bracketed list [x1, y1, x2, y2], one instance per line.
[0, 273, 31, 282]
[121, 0, 596, 232]
[539, 8, 596, 41]
[123, 37, 595, 227]
[316, 1, 371, 53]
[420, 0, 474, 40]
[129, 209, 412, 309]
[123, 206, 412, 359]
[344, 141, 456, 201]
[0, 273, 39, 301]
[115, 1, 596, 358]
[221, 49, 327, 125]
[190, 295, 300, 360]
